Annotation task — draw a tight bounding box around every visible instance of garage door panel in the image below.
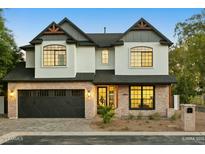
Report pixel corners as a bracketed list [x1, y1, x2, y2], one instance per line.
[18, 90, 85, 118]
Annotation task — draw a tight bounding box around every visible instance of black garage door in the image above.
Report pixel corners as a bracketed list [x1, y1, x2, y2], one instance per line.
[18, 89, 85, 118]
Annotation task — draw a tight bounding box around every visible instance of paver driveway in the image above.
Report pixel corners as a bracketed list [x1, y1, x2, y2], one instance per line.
[0, 118, 93, 136]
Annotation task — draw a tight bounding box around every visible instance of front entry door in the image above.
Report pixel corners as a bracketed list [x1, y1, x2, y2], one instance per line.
[97, 86, 117, 108]
[97, 87, 107, 106]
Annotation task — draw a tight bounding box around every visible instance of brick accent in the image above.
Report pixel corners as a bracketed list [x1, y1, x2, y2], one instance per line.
[7, 82, 96, 119]
[8, 82, 170, 119]
[115, 85, 170, 117]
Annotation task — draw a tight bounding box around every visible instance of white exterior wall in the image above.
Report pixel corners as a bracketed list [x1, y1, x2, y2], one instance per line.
[115, 42, 169, 75]
[76, 47, 95, 73]
[26, 50, 35, 68]
[35, 41, 76, 78]
[95, 48, 115, 70]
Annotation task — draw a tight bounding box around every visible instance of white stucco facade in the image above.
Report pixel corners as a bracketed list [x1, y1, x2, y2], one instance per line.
[35, 41, 76, 78]
[95, 48, 115, 70]
[25, 50, 35, 68]
[29, 41, 169, 77]
[76, 47, 95, 73]
[115, 42, 169, 75]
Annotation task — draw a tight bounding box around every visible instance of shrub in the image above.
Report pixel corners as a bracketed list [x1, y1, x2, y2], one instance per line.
[149, 112, 161, 120]
[137, 112, 143, 120]
[170, 112, 181, 121]
[98, 105, 115, 124]
[128, 114, 135, 120]
[190, 95, 204, 105]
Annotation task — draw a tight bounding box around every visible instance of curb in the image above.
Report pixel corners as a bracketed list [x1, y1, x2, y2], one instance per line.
[1, 131, 205, 144]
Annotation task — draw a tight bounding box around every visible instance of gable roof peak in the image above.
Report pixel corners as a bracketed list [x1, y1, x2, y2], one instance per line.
[58, 17, 96, 44]
[30, 21, 76, 44]
[120, 17, 173, 46]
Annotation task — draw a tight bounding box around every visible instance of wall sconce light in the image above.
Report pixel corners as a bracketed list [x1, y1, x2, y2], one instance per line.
[10, 90, 14, 97]
[87, 90, 91, 98]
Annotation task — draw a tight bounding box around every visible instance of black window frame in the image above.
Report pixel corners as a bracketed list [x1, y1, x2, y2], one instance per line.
[129, 85, 155, 110]
[97, 87, 108, 106]
[130, 46, 153, 68]
[43, 44, 67, 67]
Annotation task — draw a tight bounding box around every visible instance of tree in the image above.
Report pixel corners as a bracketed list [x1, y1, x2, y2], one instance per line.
[170, 9, 205, 103]
[0, 9, 22, 94]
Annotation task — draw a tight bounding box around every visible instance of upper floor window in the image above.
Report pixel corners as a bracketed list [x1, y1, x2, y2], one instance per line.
[130, 46, 153, 67]
[102, 49, 109, 64]
[43, 45, 66, 67]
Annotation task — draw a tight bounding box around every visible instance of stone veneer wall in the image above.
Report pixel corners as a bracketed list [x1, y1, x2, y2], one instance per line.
[7, 82, 96, 119]
[115, 85, 170, 117]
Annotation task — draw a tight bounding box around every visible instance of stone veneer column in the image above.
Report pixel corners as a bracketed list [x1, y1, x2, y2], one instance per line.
[7, 82, 96, 119]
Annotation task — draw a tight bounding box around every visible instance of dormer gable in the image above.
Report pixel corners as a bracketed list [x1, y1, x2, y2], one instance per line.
[119, 18, 173, 46]
[30, 22, 76, 44]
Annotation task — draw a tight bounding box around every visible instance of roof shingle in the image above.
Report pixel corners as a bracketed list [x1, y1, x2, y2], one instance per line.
[3, 63, 176, 84]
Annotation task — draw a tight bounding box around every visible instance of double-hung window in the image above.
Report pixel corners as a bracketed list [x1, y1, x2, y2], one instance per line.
[130, 46, 153, 67]
[43, 45, 66, 67]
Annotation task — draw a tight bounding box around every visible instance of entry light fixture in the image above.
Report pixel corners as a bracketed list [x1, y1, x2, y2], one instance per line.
[87, 90, 91, 98]
[10, 90, 14, 97]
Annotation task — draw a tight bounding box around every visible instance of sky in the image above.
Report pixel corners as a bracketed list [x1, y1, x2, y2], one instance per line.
[3, 8, 203, 46]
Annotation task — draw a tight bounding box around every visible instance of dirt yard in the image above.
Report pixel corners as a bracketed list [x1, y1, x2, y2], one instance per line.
[90, 112, 205, 132]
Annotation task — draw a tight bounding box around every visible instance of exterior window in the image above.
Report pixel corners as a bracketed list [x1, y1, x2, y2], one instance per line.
[102, 49, 109, 64]
[97, 87, 107, 106]
[130, 47, 153, 67]
[129, 86, 154, 110]
[43, 45, 66, 66]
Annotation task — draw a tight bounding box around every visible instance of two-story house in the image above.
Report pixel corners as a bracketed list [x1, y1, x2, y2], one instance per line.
[3, 17, 176, 119]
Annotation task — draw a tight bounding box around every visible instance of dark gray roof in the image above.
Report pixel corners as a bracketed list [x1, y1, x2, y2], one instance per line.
[20, 44, 34, 50]
[3, 63, 94, 82]
[58, 17, 96, 44]
[87, 33, 123, 47]
[93, 70, 176, 84]
[3, 63, 176, 84]
[21, 33, 124, 50]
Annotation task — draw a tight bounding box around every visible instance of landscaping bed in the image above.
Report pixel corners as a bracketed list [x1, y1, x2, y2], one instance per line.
[90, 111, 205, 132]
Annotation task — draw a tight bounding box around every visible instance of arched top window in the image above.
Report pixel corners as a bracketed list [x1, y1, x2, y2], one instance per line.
[130, 46, 153, 67]
[43, 45, 66, 66]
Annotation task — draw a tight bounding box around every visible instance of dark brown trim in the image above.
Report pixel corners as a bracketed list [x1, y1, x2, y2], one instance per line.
[169, 85, 174, 108]
[129, 85, 155, 110]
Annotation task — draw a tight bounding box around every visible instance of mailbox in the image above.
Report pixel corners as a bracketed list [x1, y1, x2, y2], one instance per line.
[181, 104, 196, 131]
